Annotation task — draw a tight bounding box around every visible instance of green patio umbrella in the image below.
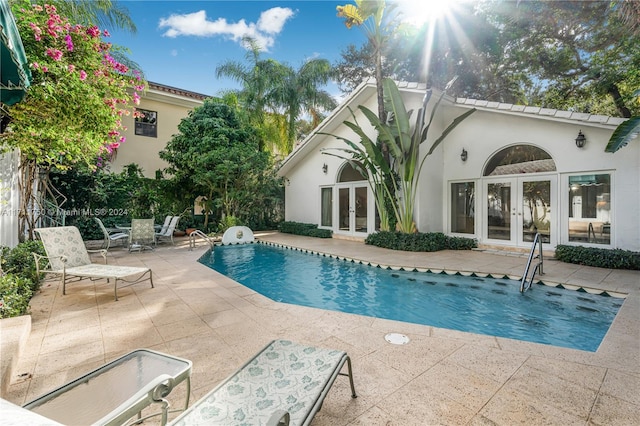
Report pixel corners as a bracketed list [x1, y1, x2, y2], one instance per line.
[1, 0, 31, 105]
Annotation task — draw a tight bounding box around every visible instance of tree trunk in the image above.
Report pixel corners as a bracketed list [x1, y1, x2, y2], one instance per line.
[607, 84, 632, 118]
[17, 157, 37, 242]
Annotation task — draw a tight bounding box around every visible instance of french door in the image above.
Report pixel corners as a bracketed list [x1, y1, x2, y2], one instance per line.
[484, 176, 556, 247]
[337, 183, 369, 235]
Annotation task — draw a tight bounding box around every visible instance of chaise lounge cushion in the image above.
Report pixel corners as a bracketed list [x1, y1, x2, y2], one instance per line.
[171, 340, 352, 426]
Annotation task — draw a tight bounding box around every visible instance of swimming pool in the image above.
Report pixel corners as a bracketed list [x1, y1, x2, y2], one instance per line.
[198, 242, 624, 352]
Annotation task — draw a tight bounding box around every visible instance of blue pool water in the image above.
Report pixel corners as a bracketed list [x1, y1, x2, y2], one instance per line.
[198, 243, 624, 352]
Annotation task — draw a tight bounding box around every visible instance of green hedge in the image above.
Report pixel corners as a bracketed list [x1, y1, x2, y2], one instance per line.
[0, 274, 33, 319]
[365, 231, 477, 252]
[0, 240, 47, 319]
[1, 240, 45, 288]
[278, 221, 332, 238]
[555, 245, 640, 270]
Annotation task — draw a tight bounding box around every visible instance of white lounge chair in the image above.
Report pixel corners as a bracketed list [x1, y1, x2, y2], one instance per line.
[155, 215, 180, 245]
[94, 217, 129, 250]
[169, 339, 357, 426]
[35, 226, 153, 301]
[156, 215, 172, 234]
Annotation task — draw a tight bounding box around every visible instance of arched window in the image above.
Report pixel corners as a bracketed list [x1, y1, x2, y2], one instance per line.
[338, 162, 366, 182]
[484, 145, 556, 176]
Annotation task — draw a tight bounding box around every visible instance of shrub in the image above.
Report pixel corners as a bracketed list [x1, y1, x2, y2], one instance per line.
[366, 231, 477, 252]
[0, 274, 33, 319]
[278, 221, 332, 238]
[1, 240, 46, 289]
[555, 245, 640, 270]
[218, 215, 240, 234]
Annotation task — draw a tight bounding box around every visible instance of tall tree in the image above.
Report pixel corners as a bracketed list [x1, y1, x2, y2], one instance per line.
[2, 1, 143, 240]
[159, 99, 272, 229]
[482, 0, 640, 117]
[217, 37, 336, 155]
[42, 0, 136, 33]
[269, 58, 337, 153]
[337, 0, 398, 124]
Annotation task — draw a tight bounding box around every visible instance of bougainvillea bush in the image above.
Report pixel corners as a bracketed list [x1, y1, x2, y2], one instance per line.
[2, 1, 144, 168]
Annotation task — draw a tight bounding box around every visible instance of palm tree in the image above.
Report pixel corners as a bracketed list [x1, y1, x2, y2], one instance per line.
[45, 0, 137, 33]
[217, 38, 336, 155]
[269, 58, 337, 153]
[337, 0, 398, 124]
[216, 37, 291, 153]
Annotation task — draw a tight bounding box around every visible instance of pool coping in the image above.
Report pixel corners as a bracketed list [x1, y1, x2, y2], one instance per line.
[246, 240, 628, 299]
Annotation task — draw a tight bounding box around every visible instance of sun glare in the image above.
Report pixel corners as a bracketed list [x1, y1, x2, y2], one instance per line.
[395, 0, 452, 27]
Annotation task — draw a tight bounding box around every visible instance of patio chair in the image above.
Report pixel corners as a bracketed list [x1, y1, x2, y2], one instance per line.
[156, 215, 172, 234]
[94, 217, 129, 250]
[34, 226, 153, 301]
[169, 339, 357, 426]
[12, 348, 192, 426]
[129, 218, 156, 252]
[155, 215, 180, 245]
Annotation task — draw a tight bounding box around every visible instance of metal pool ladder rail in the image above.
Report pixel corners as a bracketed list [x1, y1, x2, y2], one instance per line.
[521, 232, 544, 292]
[189, 230, 215, 250]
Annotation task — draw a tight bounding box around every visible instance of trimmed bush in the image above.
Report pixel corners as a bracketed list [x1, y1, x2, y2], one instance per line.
[1, 240, 46, 289]
[0, 274, 33, 319]
[555, 245, 640, 270]
[278, 221, 332, 238]
[366, 231, 477, 252]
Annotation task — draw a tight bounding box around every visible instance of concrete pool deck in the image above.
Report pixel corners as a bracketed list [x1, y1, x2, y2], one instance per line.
[2, 232, 639, 425]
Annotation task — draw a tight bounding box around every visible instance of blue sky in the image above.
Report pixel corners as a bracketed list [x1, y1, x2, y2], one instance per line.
[108, 1, 371, 98]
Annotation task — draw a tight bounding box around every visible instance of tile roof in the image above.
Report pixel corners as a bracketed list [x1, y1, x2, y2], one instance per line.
[147, 81, 210, 101]
[456, 98, 627, 126]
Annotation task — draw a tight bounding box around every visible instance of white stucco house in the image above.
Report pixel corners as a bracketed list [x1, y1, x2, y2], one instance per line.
[277, 80, 639, 252]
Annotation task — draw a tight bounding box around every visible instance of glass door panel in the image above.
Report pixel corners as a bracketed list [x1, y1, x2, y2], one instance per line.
[338, 187, 349, 231]
[521, 180, 551, 244]
[354, 186, 368, 232]
[487, 182, 512, 240]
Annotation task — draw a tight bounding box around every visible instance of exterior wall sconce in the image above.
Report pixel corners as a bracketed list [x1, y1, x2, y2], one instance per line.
[460, 148, 468, 162]
[322, 163, 328, 174]
[575, 130, 586, 148]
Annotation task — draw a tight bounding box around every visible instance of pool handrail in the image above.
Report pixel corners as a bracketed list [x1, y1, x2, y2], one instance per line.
[520, 232, 544, 292]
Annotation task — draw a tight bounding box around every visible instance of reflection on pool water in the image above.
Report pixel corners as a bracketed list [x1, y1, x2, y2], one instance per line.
[198, 243, 625, 352]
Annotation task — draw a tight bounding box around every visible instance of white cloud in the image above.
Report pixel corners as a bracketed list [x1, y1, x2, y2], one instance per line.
[158, 7, 295, 51]
[170, 49, 178, 57]
[257, 7, 294, 34]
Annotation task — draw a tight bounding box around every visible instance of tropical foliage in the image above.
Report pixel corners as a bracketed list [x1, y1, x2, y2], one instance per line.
[159, 98, 283, 231]
[334, 1, 639, 118]
[322, 78, 474, 233]
[216, 37, 336, 155]
[605, 90, 640, 153]
[2, 1, 144, 239]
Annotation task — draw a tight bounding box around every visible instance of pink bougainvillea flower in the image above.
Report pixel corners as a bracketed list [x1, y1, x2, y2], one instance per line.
[64, 34, 73, 51]
[103, 29, 111, 37]
[133, 92, 140, 105]
[79, 70, 87, 80]
[87, 26, 100, 37]
[67, 64, 75, 72]
[46, 48, 63, 61]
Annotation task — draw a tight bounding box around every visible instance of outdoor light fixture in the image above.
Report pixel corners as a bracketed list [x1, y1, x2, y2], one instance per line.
[322, 163, 328, 174]
[575, 130, 586, 148]
[460, 148, 468, 162]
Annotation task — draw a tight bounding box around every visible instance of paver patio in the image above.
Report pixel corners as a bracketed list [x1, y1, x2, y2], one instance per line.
[2, 231, 639, 425]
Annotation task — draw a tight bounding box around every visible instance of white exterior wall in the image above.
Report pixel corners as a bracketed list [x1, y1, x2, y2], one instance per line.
[440, 106, 640, 251]
[0, 150, 20, 248]
[280, 81, 639, 251]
